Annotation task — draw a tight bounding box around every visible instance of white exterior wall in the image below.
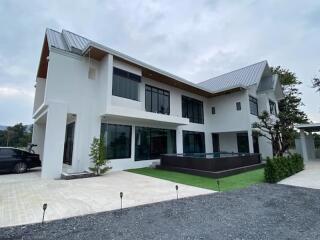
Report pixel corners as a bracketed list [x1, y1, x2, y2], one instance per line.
[33, 47, 278, 178]
[207, 91, 250, 133]
[33, 77, 46, 113]
[35, 49, 111, 177]
[103, 59, 212, 168]
[248, 84, 279, 158]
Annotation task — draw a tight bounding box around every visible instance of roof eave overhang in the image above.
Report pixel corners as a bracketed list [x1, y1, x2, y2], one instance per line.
[210, 86, 246, 97]
[296, 123, 320, 132]
[82, 43, 214, 97]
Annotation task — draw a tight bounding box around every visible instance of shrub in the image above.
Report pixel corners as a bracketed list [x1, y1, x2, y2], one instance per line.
[264, 154, 304, 183]
[89, 137, 111, 175]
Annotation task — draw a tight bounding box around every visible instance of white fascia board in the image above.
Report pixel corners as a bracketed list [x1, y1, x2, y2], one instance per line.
[211, 84, 247, 95]
[296, 123, 320, 129]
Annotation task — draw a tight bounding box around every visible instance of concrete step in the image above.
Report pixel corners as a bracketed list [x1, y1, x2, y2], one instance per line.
[61, 171, 95, 180]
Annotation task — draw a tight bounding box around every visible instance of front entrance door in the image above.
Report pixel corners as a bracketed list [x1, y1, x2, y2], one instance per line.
[252, 134, 260, 154]
[212, 133, 220, 152]
[63, 122, 75, 165]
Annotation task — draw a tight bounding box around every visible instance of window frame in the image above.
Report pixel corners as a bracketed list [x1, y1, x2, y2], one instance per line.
[135, 126, 176, 161]
[269, 99, 277, 116]
[236, 102, 241, 111]
[181, 95, 204, 124]
[211, 106, 216, 115]
[112, 67, 141, 101]
[101, 123, 132, 160]
[145, 84, 170, 115]
[182, 130, 206, 154]
[249, 95, 258, 116]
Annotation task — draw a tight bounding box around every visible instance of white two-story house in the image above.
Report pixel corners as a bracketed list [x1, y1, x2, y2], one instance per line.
[32, 29, 284, 179]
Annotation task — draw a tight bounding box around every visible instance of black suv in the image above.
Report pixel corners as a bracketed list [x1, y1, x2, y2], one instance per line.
[0, 147, 41, 173]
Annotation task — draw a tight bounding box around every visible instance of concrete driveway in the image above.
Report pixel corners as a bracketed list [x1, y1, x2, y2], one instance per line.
[0, 169, 213, 228]
[279, 161, 320, 189]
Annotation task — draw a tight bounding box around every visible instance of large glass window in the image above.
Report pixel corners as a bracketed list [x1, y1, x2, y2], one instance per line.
[182, 96, 204, 124]
[101, 123, 132, 159]
[183, 131, 205, 154]
[269, 100, 277, 115]
[135, 127, 176, 161]
[237, 132, 249, 153]
[249, 96, 258, 116]
[145, 85, 170, 114]
[112, 67, 140, 101]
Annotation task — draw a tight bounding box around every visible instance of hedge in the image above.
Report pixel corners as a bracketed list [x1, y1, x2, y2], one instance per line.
[264, 154, 304, 183]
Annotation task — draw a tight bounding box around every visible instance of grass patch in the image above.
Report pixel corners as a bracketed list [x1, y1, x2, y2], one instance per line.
[127, 167, 264, 192]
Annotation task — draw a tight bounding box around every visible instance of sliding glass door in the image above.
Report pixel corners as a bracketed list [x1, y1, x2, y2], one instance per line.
[135, 127, 176, 161]
[183, 131, 205, 154]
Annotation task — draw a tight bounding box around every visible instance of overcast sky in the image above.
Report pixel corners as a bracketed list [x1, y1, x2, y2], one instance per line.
[0, 0, 319, 126]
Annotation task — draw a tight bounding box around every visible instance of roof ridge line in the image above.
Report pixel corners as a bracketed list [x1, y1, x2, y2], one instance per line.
[62, 29, 92, 42]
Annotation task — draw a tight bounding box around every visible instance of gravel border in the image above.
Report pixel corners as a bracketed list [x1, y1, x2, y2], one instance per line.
[1, 183, 320, 240]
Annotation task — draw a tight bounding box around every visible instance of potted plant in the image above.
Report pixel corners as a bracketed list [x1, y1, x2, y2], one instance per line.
[89, 137, 111, 175]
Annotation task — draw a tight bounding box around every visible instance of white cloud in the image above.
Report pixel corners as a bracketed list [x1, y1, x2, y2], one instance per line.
[0, 0, 319, 124]
[0, 87, 34, 98]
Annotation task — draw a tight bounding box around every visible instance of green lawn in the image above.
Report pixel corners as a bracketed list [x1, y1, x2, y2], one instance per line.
[127, 168, 265, 192]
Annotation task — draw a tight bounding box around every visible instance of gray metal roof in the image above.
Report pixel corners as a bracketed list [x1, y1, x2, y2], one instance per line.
[46, 29, 91, 53]
[198, 61, 269, 92]
[45, 28, 275, 95]
[45, 28, 213, 95]
[46, 29, 68, 51]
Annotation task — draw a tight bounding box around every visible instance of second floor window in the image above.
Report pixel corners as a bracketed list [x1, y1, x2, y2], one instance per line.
[145, 85, 170, 114]
[249, 96, 258, 116]
[112, 67, 141, 101]
[182, 96, 204, 124]
[269, 100, 277, 115]
[236, 102, 241, 111]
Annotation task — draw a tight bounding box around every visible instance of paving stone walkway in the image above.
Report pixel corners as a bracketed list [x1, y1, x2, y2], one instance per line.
[1, 184, 320, 240]
[0, 170, 213, 227]
[279, 160, 320, 189]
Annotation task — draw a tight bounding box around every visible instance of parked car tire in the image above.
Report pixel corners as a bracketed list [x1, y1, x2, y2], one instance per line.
[14, 162, 27, 174]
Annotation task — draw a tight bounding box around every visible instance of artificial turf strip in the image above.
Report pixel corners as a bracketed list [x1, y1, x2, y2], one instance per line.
[127, 167, 264, 191]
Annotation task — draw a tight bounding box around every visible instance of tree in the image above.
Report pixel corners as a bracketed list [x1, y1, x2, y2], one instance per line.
[312, 70, 320, 92]
[0, 123, 32, 147]
[252, 111, 281, 156]
[271, 67, 308, 155]
[89, 137, 111, 175]
[254, 66, 308, 156]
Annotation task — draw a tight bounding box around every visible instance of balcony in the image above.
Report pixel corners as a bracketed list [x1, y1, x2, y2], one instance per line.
[102, 106, 189, 127]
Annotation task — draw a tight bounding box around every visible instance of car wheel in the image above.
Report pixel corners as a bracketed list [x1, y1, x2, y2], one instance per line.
[14, 162, 27, 174]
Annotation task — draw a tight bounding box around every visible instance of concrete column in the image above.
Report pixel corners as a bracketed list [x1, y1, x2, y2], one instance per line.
[176, 126, 183, 154]
[300, 129, 309, 162]
[131, 125, 136, 161]
[106, 54, 113, 109]
[41, 102, 67, 179]
[205, 132, 213, 153]
[72, 113, 102, 173]
[248, 129, 254, 153]
[71, 116, 81, 173]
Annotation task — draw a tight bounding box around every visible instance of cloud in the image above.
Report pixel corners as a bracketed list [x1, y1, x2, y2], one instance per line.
[0, 87, 34, 98]
[0, 0, 319, 125]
